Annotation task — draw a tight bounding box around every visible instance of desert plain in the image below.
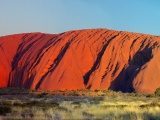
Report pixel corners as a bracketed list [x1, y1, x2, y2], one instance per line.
[0, 87, 160, 120]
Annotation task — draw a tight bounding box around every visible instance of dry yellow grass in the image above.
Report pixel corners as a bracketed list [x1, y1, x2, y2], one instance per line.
[0, 88, 160, 119]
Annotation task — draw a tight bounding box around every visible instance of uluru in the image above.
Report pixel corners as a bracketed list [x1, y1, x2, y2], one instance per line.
[0, 28, 160, 93]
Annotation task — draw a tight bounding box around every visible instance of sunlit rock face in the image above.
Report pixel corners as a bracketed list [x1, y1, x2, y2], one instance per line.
[0, 29, 160, 93]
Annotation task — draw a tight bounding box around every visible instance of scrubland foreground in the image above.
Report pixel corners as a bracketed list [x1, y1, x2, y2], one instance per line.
[1, 88, 160, 119]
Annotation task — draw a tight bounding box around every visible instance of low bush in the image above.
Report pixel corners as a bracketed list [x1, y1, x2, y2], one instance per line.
[74, 105, 81, 109]
[37, 94, 44, 98]
[50, 102, 59, 107]
[0, 105, 12, 116]
[95, 90, 100, 92]
[146, 94, 155, 98]
[102, 105, 128, 108]
[90, 100, 100, 104]
[73, 91, 79, 96]
[139, 102, 160, 108]
[155, 87, 160, 97]
[90, 97, 104, 104]
[57, 106, 68, 111]
[101, 90, 109, 93]
[13, 101, 40, 107]
[71, 101, 81, 105]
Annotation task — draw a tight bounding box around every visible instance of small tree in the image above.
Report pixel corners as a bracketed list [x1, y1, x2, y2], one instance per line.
[155, 87, 160, 97]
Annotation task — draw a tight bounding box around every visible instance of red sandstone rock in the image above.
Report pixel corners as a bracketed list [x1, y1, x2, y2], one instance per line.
[0, 29, 160, 93]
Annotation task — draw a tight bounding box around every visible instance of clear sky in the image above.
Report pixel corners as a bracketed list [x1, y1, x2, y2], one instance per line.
[0, 0, 160, 36]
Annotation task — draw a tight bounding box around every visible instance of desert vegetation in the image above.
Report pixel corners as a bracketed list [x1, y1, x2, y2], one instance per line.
[0, 87, 160, 119]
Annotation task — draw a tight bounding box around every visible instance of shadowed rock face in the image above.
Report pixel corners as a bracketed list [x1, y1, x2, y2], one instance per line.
[0, 29, 160, 93]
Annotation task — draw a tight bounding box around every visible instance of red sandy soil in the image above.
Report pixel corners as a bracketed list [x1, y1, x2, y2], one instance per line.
[0, 29, 160, 93]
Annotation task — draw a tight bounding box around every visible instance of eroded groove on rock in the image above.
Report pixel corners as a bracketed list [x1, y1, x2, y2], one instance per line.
[83, 34, 119, 85]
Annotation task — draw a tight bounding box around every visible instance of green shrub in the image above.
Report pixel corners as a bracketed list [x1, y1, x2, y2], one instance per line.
[74, 105, 81, 109]
[0, 101, 11, 106]
[155, 87, 160, 97]
[135, 92, 142, 97]
[146, 94, 155, 98]
[90, 97, 104, 104]
[111, 94, 117, 98]
[57, 107, 68, 111]
[50, 102, 59, 107]
[37, 94, 44, 98]
[16, 101, 39, 107]
[13, 103, 21, 106]
[77, 89, 83, 91]
[101, 90, 109, 93]
[92, 97, 104, 101]
[102, 105, 128, 108]
[0, 105, 12, 116]
[116, 91, 122, 93]
[71, 101, 81, 105]
[82, 89, 93, 92]
[95, 89, 100, 92]
[140, 102, 160, 108]
[130, 92, 136, 97]
[116, 105, 128, 108]
[42, 106, 49, 111]
[90, 100, 100, 104]
[82, 111, 94, 117]
[73, 91, 79, 96]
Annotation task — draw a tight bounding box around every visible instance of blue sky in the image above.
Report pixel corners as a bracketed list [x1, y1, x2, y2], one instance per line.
[0, 0, 160, 36]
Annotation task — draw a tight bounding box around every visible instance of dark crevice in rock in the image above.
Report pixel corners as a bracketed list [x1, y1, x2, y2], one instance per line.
[83, 34, 119, 86]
